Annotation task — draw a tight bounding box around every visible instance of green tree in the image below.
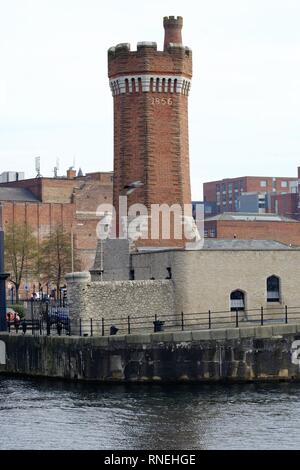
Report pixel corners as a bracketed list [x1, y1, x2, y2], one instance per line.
[39, 225, 81, 294]
[4, 223, 38, 302]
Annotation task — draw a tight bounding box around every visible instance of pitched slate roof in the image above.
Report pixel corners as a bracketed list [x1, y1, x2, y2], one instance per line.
[201, 239, 294, 250]
[0, 187, 39, 202]
[205, 212, 298, 222]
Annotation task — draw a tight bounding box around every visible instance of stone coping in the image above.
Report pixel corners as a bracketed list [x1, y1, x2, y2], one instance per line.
[2, 323, 299, 344]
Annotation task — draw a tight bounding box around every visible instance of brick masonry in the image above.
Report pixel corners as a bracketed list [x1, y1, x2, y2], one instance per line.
[205, 218, 300, 246]
[0, 172, 113, 293]
[108, 17, 192, 246]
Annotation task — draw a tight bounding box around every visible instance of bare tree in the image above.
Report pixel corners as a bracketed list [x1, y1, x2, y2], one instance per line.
[5, 223, 38, 302]
[39, 225, 81, 294]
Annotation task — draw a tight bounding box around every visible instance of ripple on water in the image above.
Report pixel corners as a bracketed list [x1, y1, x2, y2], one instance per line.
[0, 378, 300, 449]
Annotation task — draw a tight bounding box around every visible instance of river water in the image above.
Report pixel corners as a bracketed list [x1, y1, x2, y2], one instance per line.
[0, 376, 299, 450]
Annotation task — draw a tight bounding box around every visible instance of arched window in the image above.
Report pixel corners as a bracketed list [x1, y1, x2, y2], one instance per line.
[267, 275, 280, 302]
[230, 290, 245, 311]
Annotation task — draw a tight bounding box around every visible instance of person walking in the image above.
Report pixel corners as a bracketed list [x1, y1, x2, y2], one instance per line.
[14, 313, 21, 334]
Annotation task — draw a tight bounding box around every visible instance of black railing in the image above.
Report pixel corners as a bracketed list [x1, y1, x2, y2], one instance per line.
[5, 305, 300, 338]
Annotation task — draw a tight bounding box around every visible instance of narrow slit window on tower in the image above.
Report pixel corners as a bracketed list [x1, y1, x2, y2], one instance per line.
[168, 78, 172, 93]
[150, 77, 154, 92]
[138, 77, 142, 93]
[125, 79, 129, 93]
[156, 78, 160, 92]
[162, 78, 166, 93]
[131, 78, 135, 93]
[174, 78, 177, 93]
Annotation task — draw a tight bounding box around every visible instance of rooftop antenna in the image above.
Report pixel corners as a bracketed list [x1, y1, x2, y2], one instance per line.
[73, 155, 76, 170]
[35, 157, 42, 178]
[54, 157, 60, 178]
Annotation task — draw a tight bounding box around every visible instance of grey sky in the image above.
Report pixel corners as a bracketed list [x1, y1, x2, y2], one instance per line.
[0, 0, 300, 199]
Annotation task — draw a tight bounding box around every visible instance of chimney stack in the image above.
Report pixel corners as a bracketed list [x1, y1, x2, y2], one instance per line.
[163, 16, 183, 50]
[67, 168, 76, 180]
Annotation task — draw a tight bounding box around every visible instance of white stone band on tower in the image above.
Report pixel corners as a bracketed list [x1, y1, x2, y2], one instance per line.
[109, 74, 192, 96]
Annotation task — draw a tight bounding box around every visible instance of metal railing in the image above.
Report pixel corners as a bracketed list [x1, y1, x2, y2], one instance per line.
[5, 305, 300, 337]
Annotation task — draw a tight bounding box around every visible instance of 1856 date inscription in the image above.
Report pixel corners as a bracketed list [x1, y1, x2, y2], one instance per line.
[148, 97, 173, 106]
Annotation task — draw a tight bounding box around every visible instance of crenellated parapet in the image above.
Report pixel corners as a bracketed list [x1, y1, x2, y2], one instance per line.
[108, 43, 192, 80]
[108, 16, 192, 84]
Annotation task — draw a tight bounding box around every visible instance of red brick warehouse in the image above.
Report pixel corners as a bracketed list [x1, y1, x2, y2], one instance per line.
[108, 16, 193, 246]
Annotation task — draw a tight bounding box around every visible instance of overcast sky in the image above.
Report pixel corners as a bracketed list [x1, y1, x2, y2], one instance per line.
[0, 0, 300, 199]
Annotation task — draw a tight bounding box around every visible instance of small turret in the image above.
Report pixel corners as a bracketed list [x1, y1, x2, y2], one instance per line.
[163, 16, 183, 50]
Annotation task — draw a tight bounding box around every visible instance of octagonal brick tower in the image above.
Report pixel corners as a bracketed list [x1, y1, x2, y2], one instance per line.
[108, 16, 192, 246]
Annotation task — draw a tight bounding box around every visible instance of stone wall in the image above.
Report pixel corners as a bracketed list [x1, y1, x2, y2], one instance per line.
[2, 323, 300, 382]
[66, 273, 175, 335]
[132, 248, 300, 315]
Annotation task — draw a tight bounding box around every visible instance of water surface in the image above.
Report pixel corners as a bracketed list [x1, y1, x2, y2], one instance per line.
[0, 376, 299, 450]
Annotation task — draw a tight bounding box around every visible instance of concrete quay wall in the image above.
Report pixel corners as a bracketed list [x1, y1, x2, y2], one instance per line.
[1, 324, 300, 383]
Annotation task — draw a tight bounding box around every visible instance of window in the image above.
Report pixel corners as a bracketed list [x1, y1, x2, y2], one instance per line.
[267, 275, 280, 302]
[228, 184, 233, 193]
[166, 267, 172, 280]
[230, 290, 245, 311]
[260, 180, 267, 188]
[210, 228, 216, 238]
[204, 229, 208, 238]
[281, 181, 288, 188]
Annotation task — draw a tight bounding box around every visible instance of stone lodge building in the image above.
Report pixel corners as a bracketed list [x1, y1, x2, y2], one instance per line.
[67, 239, 300, 333]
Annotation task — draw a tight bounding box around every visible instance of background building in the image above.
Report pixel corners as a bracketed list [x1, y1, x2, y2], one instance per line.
[204, 212, 300, 246]
[204, 175, 298, 216]
[0, 171, 25, 183]
[0, 168, 113, 291]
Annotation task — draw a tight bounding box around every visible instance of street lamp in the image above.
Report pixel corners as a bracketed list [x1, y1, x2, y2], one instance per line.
[71, 223, 84, 273]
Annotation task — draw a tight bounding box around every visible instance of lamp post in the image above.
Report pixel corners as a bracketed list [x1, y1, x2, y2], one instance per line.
[71, 223, 84, 273]
[71, 225, 74, 274]
[0, 230, 10, 332]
